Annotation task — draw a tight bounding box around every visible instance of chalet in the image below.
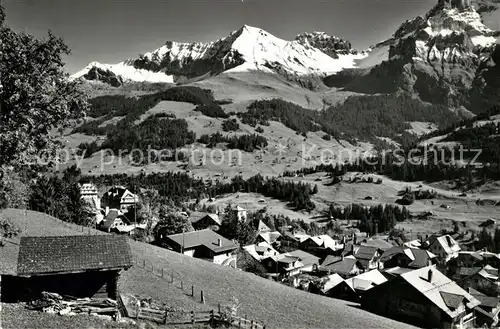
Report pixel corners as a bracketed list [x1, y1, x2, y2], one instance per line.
[101, 186, 139, 211]
[230, 205, 247, 222]
[287, 250, 320, 273]
[79, 183, 100, 209]
[299, 235, 343, 257]
[243, 242, 279, 261]
[423, 235, 461, 264]
[190, 213, 221, 231]
[317, 273, 344, 295]
[330, 269, 387, 302]
[381, 246, 437, 269]
[319, 255, 362, 278]
[2, 235, 132, 302]
[456, 251, 484, 268]
[256, 220, 271, 233]
[457, 266, 500, 297]
[361, 266, 480, 329]
[469, 288, 500, 327]
[341, 242, 359, 258]
[354, 245, 382, 270]
[162, 229, 237, 267]
[262, 254, 303, 277]
[99, 209, 130, 232]
[360, 238, 394, 251]
[255, 231, 282, 245]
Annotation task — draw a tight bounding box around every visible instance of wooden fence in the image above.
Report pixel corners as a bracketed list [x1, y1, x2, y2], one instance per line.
[132, 255, 268, 328]
[136, 307, 266, 328]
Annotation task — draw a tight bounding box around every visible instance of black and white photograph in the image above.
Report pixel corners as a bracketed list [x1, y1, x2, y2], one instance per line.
[0, 0, 499, 328]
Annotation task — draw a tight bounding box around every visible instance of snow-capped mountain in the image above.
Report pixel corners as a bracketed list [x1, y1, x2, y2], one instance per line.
[72, 25, 365, 87]
[325, 0, 500, 113]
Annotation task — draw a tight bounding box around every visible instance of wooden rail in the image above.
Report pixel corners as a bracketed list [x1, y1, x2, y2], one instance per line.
[135, 307, 267, 328]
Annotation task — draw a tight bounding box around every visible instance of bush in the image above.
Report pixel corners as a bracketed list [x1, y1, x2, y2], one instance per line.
[322, 134, 332, 141]
[77, 141, 100, 158]
[255, 126, 264, 133]
[222, 119, 239, 132]
[194, 104, 228, 118]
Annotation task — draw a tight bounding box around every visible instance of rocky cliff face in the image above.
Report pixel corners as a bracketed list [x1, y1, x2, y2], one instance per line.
[294, 32, 355, 58]
[325, 0, 500, 113]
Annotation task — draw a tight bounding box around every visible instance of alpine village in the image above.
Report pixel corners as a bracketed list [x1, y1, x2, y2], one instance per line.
[1, 0, 500, 329]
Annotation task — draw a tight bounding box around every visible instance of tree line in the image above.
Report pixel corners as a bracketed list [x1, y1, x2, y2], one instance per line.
[197, 132, 268, 152]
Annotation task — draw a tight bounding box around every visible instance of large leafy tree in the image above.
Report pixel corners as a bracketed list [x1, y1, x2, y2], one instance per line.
[153, 207, 193, 239]
[0, 5, 88, 169]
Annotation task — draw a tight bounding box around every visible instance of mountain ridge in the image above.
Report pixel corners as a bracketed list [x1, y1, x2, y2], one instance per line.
[72, 25, 365, 87]
[324, 0, 500, 113]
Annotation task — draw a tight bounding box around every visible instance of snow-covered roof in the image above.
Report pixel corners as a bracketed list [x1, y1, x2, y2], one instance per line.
[344, 269, 387, 292]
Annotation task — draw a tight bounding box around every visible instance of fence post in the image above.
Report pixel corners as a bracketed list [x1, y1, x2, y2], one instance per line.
[218, 303, 221, 314]
[201, 290, 205, 304]
[143, 259, 146, 268]
[239, 317, 242, 328]
[191, 285, 194, 297]
[191, 310, 195, 324]
[210, 309, 214, 321]
[161, 268, 164, 278]
[251, 320, 254, 329]
[180, 281, 183, 290]
[171, 273, 174, 283]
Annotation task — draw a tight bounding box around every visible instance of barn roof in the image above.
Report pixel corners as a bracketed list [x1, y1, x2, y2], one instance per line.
[17, 235, 133, 276]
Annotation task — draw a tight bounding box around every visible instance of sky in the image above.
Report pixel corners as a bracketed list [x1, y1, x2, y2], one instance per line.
[4, 0, 436, 74]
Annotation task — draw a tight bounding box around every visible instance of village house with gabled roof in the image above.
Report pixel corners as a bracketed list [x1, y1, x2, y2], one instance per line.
[456, 265, 500, 297]
[255, 231, 282, 245]
[286, 249, 320, 273]
[299, 235, 343, 257]
[256, 220, 271, 233]
[354, 245, 383, 270]
[162, 229, 237, 267]
[101, 186, 139, 211]
[316, 273, 344, 295]
[330, 269, 388, 302]
[243, 242, 279, 261]
[360, 238, 393, 251]
[423, 235, 461, 264]
[2, 235, 133, 302]
[469, 287, 500, 327]
[190, 213, 221, 231]
[230, 205, 247, 222]
[381, 246, 437, 269]
[361, 266, 480, 329]
[79, 182, 101, 209]
[261, 254, 304, 277]
[319, 255, 362, 278]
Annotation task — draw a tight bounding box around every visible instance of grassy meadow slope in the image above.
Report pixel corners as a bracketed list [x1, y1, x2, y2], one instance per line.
[0, 209, 417, 329]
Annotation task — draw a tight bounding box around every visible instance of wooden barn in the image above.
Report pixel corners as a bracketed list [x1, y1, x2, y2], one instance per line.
[2, 235, 133, 302]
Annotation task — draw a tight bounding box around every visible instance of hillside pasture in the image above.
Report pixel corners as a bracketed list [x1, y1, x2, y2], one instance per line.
[0, 209, 417, 329]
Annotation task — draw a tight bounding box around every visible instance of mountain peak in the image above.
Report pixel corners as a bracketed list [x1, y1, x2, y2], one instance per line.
[72, 25, 364, 86]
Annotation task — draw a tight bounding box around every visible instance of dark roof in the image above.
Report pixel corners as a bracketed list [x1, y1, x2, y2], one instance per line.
[321, 255, 342, 267]
[380, 246, 405, 262]
[473, 294, 499, 309]
[17, 235, 133, 276]
[361, 239, 393, 251]
[440, 292, 465, 310]
[408, 249, 433, 268]
[355, 245, 379, 261]
[321, 257, 359, 276]
[165, 229, 237, 253]
[287, 250, 320, 267]
[458, 267, 483, 277]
